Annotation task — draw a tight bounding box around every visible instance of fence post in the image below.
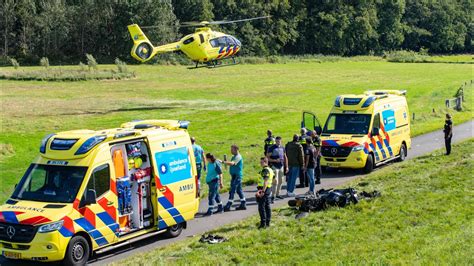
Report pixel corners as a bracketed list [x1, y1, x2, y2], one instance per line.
[456, 97, 462, 111]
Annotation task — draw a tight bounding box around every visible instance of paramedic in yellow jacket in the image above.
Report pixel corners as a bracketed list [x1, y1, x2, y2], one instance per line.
[256, 157, 274, 229]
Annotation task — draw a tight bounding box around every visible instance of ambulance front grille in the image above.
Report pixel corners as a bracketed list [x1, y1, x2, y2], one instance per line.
[0, 223, 38, 243]
[321, 146, 352, 157]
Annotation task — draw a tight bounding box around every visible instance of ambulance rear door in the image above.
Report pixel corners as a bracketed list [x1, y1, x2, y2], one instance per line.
[150, 138, 196, 230]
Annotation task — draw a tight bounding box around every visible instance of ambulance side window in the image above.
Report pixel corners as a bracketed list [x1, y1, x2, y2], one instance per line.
[86, 164, 110, 199]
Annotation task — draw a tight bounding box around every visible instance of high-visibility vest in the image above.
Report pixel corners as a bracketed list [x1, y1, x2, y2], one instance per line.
[258, 166, 274, 188]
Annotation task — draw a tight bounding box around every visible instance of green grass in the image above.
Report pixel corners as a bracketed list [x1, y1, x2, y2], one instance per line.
[0, 67, 135, 81]
[0, 59, 472, 202]
[114, 139, 474, 265]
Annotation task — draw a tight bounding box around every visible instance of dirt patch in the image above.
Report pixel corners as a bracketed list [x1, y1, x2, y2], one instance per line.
[0, 143, 15, 160]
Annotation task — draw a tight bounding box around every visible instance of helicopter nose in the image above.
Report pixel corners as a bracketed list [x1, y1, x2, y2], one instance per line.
[234, 38, 242, 47]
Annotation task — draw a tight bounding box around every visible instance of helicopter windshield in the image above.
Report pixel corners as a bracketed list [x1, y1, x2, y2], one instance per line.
[210, 36, 241, 48]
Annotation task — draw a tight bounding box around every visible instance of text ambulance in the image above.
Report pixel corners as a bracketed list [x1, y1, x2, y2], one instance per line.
[0, 120, 199, 265]
[303, 90, 411, 173]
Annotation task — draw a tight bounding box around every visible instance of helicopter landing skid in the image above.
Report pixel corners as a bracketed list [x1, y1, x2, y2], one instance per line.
[188, 58, 239, 70]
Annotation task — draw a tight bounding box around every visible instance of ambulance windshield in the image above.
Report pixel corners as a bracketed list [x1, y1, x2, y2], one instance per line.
[323, 114, 371, 135]
[12, 164, 87, 203]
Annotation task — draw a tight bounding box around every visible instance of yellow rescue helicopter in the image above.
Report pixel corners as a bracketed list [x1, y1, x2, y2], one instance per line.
[127, 16, 269, 68]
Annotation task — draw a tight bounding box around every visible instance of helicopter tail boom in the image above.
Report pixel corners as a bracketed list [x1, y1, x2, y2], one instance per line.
[128, 24, 180, 62]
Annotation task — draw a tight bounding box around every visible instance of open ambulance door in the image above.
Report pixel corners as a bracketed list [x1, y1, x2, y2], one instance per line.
[301, 111, 323, 135]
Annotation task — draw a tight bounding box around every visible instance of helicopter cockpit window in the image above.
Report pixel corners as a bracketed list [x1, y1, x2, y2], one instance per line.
[199, 34, 204, 44]
[231, 37, 241, 46]
[225, 37, 235, 45]
[210, 37, 226, 47]
[183, 37, 194, 45]
[210, 38, 219, 47]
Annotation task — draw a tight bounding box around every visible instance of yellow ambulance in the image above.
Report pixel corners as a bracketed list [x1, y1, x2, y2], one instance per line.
[303, 90, 411, 173]
[0, 120, 199, 265]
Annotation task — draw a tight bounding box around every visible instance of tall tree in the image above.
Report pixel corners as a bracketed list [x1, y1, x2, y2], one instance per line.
[1, 0, 17, 56]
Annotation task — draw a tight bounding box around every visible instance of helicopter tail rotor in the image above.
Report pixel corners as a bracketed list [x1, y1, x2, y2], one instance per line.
[128, 24, 156, 62]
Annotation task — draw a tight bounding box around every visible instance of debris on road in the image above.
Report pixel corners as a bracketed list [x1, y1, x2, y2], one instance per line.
[288, 187, 381, 219]
[199, 234, 228, 244]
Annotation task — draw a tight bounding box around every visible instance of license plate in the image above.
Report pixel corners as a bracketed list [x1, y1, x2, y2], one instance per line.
[2, 251, 21, 259]
[327, 163, 341, 167]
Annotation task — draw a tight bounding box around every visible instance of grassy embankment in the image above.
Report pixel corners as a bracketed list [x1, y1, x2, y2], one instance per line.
[115, 139, 474, 265]
[0, 58, 472, 202]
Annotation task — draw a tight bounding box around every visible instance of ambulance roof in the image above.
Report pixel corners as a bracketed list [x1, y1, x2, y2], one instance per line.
[333, 90, 406, 112]
[39, 120, 189, 159]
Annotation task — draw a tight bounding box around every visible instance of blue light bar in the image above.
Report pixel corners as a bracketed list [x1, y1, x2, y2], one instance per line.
[75, 135, 107, 155]
[179, 120, 190, 129]
[334, 96, 341, 107]
[40, 133, 56, 153]
[362, 96, 376, 108]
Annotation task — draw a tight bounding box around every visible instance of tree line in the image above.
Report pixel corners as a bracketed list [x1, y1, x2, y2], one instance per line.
[1, 0, 472, 65]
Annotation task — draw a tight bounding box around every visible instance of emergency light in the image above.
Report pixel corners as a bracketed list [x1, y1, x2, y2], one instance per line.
[75, 135, 107, 155]
[39, 133, 56, 153]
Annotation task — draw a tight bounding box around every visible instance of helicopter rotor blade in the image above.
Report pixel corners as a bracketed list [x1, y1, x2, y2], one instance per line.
[179, 16, 270, 27]
[207, 16, 271, 25]
[140, 25, 164, 29]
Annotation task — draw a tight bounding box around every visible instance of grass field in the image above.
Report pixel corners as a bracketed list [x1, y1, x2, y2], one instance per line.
[0, 59, 472, 202]
[114, 139, 474, 265]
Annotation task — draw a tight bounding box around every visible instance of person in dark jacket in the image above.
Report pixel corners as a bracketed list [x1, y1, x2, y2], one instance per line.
[310, 130, 322, 184]
[285, 134, 304, 197]
[444, 114, 453, 155]
[264, 130, 275, 155]
[297, 128, 309, 188]
[304, 138, 317, 194]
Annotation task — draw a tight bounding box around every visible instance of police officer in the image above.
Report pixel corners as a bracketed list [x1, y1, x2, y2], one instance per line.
[223, 145, 246, 211]
[264, 130, 275, 155]
[444, 114, 453, 155]
[256, 157, 274, 229]
[298, 128, 309, 188]
[310, 130, 322, 184]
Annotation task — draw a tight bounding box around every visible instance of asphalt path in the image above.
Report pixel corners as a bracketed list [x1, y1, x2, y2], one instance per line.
[1, 120, 472, 265]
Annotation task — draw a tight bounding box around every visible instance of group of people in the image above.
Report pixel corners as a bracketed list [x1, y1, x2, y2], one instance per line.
[265, 129, 322, 199]
[191, 127, 323, 229]
[192, 114, 455, 229]
[191, 138, 246, 217]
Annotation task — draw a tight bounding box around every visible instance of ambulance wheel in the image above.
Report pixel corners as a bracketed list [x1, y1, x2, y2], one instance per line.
[63, 235, 90, 266]
[398, 144, 407, 162]
[363, 154, 374, 174]
[165, 223, 183, 238]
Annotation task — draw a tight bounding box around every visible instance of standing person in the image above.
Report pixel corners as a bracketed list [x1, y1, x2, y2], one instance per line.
[191, 137, 206, 195]
[444, 114, 453, 155]
[256, 157, 274, 229]
[311, 130, 322, 184]
[304, 138, 317, 194]
[298, 128, 309, 188]
[267, 136, 288, 203]
[204, 153, 224, 216]
[223, 145, 246, 211]
[264, 130, 275, 155]
[285, 134, 304, 197]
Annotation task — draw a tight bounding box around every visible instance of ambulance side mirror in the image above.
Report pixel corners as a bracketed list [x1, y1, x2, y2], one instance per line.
[81, 189, 97, 207]
[315, 126, 322, 135]
[372, 127, 380, 136]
